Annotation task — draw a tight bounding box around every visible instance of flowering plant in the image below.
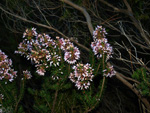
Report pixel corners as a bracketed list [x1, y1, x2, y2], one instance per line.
[0, 50, 32, 113]
[0, 25, 115, 112]
[0, 50, 17, 82]
[69, 63, 94, 90]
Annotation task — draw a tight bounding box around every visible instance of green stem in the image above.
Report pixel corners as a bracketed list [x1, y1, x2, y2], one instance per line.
[14, 79, 25, 113]
[99, 76, 106, 98]
[95, 62, 101, 76]
[43, 85, 51, 109]
[86, 54, 106, 113]
[99, 53, 106, 98]
[51, 90, 58, 113]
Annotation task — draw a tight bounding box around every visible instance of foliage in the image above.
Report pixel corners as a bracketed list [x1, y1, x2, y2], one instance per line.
[0, 50, 26, 113]
[0, 25, 115, 112]
[1, 0, 150, 112]
[132, 68, 150, 96]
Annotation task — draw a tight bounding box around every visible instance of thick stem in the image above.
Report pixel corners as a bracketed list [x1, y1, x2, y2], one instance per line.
[95, 62, 101, 76]
[60, 0, 94, 36]
[51, 90, 58, 113]
[14, 79, 25, 113]
[107, 62, 150, 112]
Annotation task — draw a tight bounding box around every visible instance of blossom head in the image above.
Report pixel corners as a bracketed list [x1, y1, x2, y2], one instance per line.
[93, 25, 107, 41]
[23, 70, 32, 79]
[36, 34, 56, 48]
[23, 27, 37, 38]
[91, 26, 113, 60]
[64, 45, 80, 64]
[103, 66, 116, 77]
[49, 52, 61, 67]
[0, 50, 17, 82]
[57, 38, 74, 51]
[69, 63, 94, 90]
[91, 39, 112, 60]
[35, 64, 46, 76]
[56, 37, 66, 50]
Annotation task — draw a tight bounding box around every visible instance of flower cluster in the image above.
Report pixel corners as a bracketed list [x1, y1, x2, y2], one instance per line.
[15, 28, 62, 76]
[36, 33, 56, 49]
[69, 63, 94, 90]
[91, 26, 116, 77]
[103, 65, 116, 77]
[64, 45, 80, 64]
[23, 27, 37, 38]
[93, 25, 107, 41]
[56, 37, 72, 51]
[0, 50, 17, 82]
[49, 52, 61, 67]
[16, 28, 80, 77]
[35, 64, 46, 76]
[56, 37, 80, 64]
[16, 27, 115, 90]
[91, 25, 112, 61]
[23, 70, 32, 79]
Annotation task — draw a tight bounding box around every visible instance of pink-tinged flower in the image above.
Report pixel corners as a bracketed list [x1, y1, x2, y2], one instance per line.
[93, 25, 107, 41]
[56, 37, 74, 51]
[23, 27, 37, 38]
[0, 50, 17, 82]
[91, 26, 113, 61]
[64, 45, 80, 64]
[36, 34, 56, 48]
[23, 70, 32, 79]
[30, 49, 50, 64]
[103, 66, 116, 77]
[91, 39, 112, 60]
[15, 40, 29, 55]
[35, 64, 46, 76]
[49, 52, 61, 67]
[56, 37, 66, 50]
[69, 63, 94, 90]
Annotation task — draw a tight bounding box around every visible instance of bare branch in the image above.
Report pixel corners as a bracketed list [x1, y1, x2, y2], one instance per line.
[99, 0, 150, 45]
[107, 62, 150, 112]
[119, 73, 140, 84]
[60, 0, 94, 35]
[32, 0, 51, 26]
[123, 0, 132, 13]
[0, 5, 90, 52]
[99, 0, 128, 14]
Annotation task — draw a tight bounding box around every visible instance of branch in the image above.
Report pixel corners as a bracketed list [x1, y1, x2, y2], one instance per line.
[60, 0, 94, 36]
[0, 5, 90, 52]
[118, 72, 140, 84]
[99, 0, 150, 45]
[99, 0, 128, 14]
[51, 90, 58, 113]
[107, 62, 150, 112]
[32, 0, 51, 26]
[123, 0, 132, 13]
[0, 5, 67, 38]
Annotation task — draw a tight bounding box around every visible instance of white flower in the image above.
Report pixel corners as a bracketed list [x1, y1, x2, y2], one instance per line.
[91, 26, 113, 60]
[103, 66, 116, 77]
[23, 70, 32, 79]
[69, 63, 94, 90]
[64, 46, 80, 64]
